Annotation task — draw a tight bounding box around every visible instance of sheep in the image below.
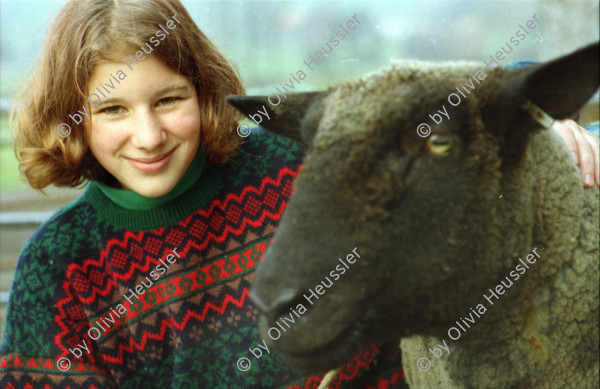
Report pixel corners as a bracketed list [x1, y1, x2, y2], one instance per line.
[226, 42, 599, 388]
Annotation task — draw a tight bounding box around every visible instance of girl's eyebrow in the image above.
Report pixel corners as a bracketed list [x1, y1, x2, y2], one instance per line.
[152, 83, 192, 97]
[93, 84, 192, 107]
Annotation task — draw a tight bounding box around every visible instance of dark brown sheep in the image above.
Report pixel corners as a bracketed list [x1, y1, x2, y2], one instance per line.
[227, 42, 599, 388]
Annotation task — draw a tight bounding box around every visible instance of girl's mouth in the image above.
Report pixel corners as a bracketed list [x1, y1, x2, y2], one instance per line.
[125, 148, 176, 173]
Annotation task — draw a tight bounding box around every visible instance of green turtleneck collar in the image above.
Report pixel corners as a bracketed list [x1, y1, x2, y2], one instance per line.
[94, 152, 206, 211]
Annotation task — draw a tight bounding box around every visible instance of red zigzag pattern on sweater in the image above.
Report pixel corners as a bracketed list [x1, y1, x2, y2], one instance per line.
[54, 166, 299, 361]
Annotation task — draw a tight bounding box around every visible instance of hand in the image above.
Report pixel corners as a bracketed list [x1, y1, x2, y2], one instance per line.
[553, 119, 599, 188]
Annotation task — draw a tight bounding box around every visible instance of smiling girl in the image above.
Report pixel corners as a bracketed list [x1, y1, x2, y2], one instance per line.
[1, 0, 598, 388]
[0, 0, 409, 387]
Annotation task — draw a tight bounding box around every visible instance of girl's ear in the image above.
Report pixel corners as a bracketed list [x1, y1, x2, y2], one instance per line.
[226, 91, 330, 147]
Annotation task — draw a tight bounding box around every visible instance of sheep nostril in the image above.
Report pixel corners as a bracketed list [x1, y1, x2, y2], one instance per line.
[249, 290, 271, 314]
[249, 288, 299, 319]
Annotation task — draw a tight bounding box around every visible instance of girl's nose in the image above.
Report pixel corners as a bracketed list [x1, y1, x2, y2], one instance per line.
[130, 109, 167, 149]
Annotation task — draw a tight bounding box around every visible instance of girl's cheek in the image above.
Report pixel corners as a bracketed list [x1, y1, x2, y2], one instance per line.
[87, 118, 131, 153]
[183, 99, 202, 129]
[165, 104, 202, 137]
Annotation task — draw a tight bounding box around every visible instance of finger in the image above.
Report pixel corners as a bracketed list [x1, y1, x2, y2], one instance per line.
[581, 129, 599, 186]
[552, 120, 580, 165]
[563, 120, 595, 188]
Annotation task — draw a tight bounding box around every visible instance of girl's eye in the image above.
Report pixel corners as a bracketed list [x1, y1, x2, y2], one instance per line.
[101, 106, 125, 115]
[158, 96, 180, 105]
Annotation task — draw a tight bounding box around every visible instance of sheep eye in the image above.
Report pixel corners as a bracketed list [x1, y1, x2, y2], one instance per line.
[426, 134, 453, 155]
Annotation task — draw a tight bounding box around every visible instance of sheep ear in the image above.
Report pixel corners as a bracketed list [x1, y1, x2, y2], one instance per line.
[485, 42, 599, 163]
[518, 41, 598, 120]
[226, 91, 329, 146]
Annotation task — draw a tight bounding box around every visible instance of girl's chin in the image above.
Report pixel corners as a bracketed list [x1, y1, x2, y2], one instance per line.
[110, 150, 195, 197]
[116, 174, 180, 198]
[129, 182, 177, 197]
[135, 187, 174, 198]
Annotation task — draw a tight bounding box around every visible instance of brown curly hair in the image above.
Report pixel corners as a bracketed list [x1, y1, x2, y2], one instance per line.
[10, 0, 245, 190]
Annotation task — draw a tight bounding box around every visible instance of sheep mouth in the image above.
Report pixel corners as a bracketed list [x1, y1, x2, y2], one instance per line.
[268, 317, 364, 372]
[257, 308, 366, 372]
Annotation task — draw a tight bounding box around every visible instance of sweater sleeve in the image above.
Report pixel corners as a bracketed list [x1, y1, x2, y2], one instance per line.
[0, 228, 117, 388]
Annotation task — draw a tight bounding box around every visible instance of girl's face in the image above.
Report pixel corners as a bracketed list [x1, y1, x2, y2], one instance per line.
[85, 56, 201, 198]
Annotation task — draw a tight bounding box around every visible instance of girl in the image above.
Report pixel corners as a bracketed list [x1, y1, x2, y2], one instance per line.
[1, 0, 405, 387]
[1, 0, 597, 388]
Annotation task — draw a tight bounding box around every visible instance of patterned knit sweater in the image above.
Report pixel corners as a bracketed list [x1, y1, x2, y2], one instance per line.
[0, 129, 406, 389]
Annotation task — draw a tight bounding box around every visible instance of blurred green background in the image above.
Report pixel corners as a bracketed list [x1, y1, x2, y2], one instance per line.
[0, 114, 17, 189]
[1, 0, 599, 189]
[2, 0, 599, 189]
